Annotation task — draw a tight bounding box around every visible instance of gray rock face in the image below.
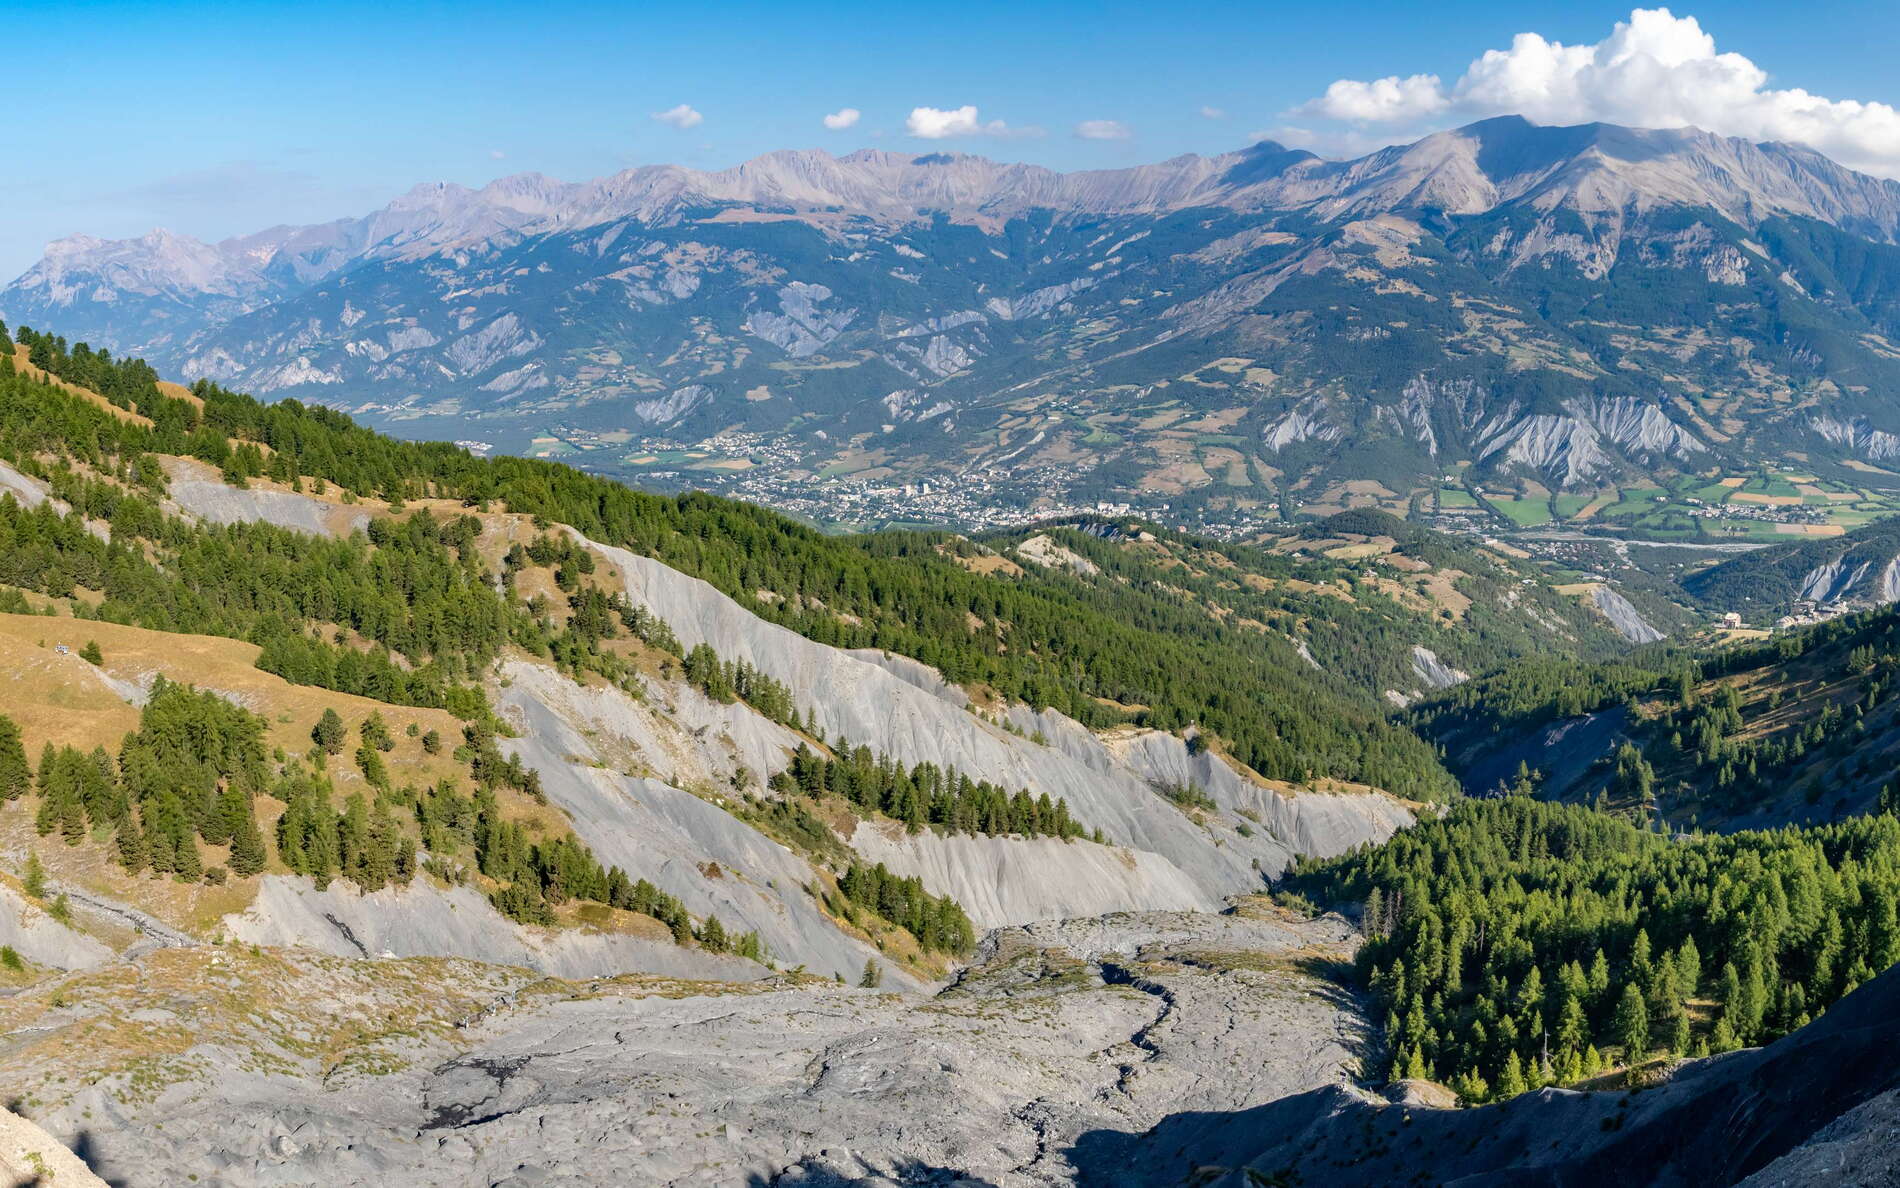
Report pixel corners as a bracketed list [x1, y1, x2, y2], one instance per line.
[0, 884, 113, 971]
[1812, 414, 1900, 463]
[745, 282, 856, 357]
[1409, 645, 1468, 690]
[225, 876, 764, 982]
[848, 822, 1213, 928]
[1588, 585, 1666, 644]
[161, 457, 369, 536]
[0, 461, 56, 510]
[1799, 557, 1873, 604]
[630, 383, 711, 424]
[585, 533, 1409, 914]
[8, 906, 1371, 1187]
[497, 672, 913, 987]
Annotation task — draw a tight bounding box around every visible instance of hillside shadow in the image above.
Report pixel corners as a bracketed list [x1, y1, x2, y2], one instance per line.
[5, 1126, 126, 1188]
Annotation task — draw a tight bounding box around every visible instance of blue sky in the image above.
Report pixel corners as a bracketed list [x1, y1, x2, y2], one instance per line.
[3, 1, 1898, 277]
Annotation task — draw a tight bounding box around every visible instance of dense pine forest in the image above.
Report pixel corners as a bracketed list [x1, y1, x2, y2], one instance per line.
[1285, 797, 1900, 1101]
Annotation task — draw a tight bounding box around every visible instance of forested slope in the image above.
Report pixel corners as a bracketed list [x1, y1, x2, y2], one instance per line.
[982, 508, 1636, 703]
[1412, 603, 1900, 826]
[4, 322, 1458, 798]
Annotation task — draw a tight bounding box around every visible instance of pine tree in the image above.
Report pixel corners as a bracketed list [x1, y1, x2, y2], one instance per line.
[1401, 1045, 1430, 1081]
[79, 639, 103, 665]
[360, 712, 394, 753]
[1670, 1011, 1691, 1056]
[859, 959, 882, 989]
[1449, 1069, 1489, 1104]
[699, 914, 729, 953]
[314, 708, 346, 755]
[1614, 982, 1650, 1063]
[1710, 1016, 1739, 1054]
[1496, 1050, 1528, 1097]
[229, 810, 267, 877]
[22, 850, 46, 899]
[114, 814, 148, 874]
[0, 714, 29, 800]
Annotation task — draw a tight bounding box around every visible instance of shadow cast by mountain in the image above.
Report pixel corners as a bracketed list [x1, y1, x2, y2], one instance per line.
[1065, 961, 1900, 1187]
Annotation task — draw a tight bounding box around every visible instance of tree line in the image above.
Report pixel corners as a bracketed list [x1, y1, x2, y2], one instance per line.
[774, 742, 1093, 841]
[1283, 797, 1900, 1102]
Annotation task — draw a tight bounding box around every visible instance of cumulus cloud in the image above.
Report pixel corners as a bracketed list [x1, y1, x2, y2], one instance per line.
[822, 107, 861, 130]
[1294, 73, 1448, 124]
[651, 104, 703, 130]
[905, 105, 1029, 139]
[1288, 7, 1900, 177]
[1199, 106, 1226, 120]
[1074, 119, 1131, 140]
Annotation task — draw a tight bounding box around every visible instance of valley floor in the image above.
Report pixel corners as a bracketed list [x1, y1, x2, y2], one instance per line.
[0, 903, 1366, 1187]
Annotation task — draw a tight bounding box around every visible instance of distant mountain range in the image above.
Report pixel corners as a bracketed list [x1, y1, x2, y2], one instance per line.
[12, 116, 1900, 522]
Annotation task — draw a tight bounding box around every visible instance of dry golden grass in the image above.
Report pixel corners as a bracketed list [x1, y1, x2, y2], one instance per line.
[8, 345, 149, 426]
[0, 613, 579, 926]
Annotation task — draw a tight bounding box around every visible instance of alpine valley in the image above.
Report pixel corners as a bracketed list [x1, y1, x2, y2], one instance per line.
[13, 116, 1900, 536]
[5, 111, 1900, 1188]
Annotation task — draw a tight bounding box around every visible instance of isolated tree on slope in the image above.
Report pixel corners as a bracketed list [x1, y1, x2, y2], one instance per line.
[22, 850, 47, 899]
[313, 708, 345, 755]
[0, 714, 28, 800]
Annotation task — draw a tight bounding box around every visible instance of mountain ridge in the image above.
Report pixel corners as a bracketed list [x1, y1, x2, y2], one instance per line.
[15, 115, 1900, 528]
[18, 116, 1900, 322]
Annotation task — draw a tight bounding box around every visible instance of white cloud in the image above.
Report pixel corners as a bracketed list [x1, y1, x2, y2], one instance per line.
[1287, 7, 1900, 177]
[905, 105, 1028, 139]
[823, 107, 861, 130]
[1074, 119, 1132, 140]
[1293, 73, 1448, 125]
[651, 104, 703, 130]
[1199, 106, 1226, 120]
[489, 149, 507, 160]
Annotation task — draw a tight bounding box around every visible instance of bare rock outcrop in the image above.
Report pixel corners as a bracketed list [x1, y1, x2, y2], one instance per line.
[1589, 584, 1666, 644]
[585, 534, 1410, 921]
[0, 883, 113, 972]
[225, 876, 765, 982]
[161, 457, 368, 536]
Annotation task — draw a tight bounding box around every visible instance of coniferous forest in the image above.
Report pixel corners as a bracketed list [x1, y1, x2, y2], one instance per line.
[1285, 797, 1900, 1099]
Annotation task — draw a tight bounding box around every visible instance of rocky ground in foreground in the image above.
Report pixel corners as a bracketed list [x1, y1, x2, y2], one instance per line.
[0, 903, 1368, 1187]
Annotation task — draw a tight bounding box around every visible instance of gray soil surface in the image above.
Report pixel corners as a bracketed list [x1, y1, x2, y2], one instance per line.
[1, 906, 1369, 1187]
